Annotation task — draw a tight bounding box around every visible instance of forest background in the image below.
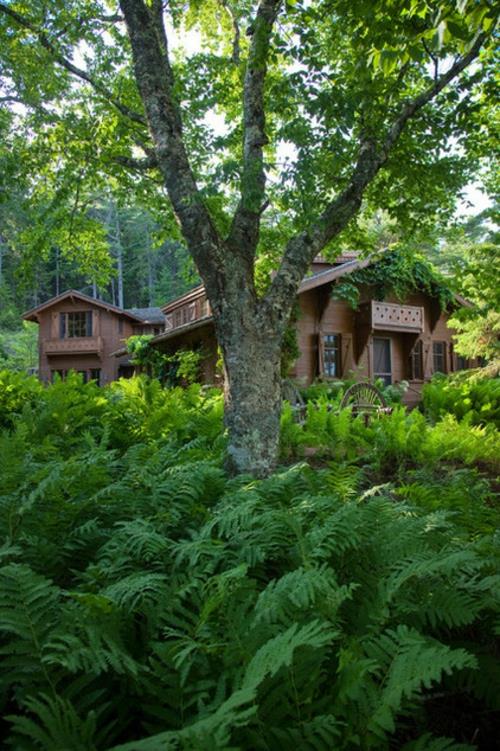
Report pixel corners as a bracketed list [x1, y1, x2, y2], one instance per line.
[0, 190, 497, 372]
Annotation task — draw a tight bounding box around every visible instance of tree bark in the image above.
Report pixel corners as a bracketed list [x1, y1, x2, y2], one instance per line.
[217, 313, 283, 477]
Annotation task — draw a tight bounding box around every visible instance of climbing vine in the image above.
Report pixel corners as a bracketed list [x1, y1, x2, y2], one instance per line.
[126, 335, 204, 386]
[332, 251, 455, 310]
[126, 335, 165, 378]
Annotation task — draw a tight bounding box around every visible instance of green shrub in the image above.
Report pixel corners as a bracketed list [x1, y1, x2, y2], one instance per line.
[0, 370, 43, 429]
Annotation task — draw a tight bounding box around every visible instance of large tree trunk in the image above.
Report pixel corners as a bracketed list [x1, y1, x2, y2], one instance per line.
[220, 328, 283, 477]
[213, 282, 286, 476]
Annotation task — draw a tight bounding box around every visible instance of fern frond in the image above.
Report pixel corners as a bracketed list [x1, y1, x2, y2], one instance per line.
[0, 564, 60, 691]
[102, 572, 169, 614]
[253, 565, 356, 626]
[265, 714, 342, 751]
[242, 620, 337, 691]
[6, 693, 98, 751]
[44, 625, 140, 678]
[402, 733, 475, 750]
[364, 626, 477, 734]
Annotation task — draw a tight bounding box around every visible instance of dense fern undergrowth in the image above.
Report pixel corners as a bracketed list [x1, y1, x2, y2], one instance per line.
[0, 371, 499, 750]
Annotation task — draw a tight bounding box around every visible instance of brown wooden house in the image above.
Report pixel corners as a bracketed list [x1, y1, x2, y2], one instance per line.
[147, 254, 475, 405]
[23, 290, 164, 385]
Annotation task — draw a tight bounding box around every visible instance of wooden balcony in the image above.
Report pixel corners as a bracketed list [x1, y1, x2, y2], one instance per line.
[44, 336, 103, 356]
[370, 301, 424, 332]
[164, 296, 211, 332]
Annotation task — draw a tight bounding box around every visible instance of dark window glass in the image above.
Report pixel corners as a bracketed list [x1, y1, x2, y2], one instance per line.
[433, 341, 447, 373]
[90, 369, 101, 385]
[62, 311, 92, 338]
[455, 355, 468, 371]
[77, 370, 88, 383]
[59, 313, 66, 339]
[410, 340, 423, 380]
[323, 334, 341, 378]
[118, 318, 124, 334]
[373, 337, 392, 385]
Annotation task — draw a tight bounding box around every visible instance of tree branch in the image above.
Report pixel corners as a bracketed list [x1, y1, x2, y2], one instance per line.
[220, 0, 241, 64]
[227, 0, 282, 254]
[266, 31, 489, 319]
[113, 154, 158, 171]
[0, 2, 146, 127]
[118, 0, 223, 298]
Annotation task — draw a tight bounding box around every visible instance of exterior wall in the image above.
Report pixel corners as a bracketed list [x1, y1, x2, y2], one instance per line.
[37, 299, 136, 384]
[152, 284, 471, 408]
[291, 286, 471, 406]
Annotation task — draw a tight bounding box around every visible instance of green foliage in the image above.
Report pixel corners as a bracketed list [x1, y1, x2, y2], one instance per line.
[431, 220, 500, 360]
[0, 0, 497, 283]
[126, 334, 162, 374]
[0, 369, 43, 429]
[0, 320, 39, 373]
[0, 372, 499, 749]
[332, 250, 454, 310]
[163, 348, 205, 387]
[423, 370, 500, 428]
[126, 337, 205, 386]
[282, 388, 500, 476]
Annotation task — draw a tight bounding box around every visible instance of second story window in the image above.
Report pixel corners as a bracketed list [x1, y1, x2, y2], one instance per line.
[432, 341, 447, 374]
[60, 311, 93, 338]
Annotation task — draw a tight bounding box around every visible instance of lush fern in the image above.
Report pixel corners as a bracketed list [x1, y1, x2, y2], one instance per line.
[0, 372, 499, 750]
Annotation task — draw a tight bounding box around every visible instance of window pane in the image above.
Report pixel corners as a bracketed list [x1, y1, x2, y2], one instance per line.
[410, 340, 423, 380]
[67, 312, 89, 337]
[433, 342, 447, 373]
[59, 313, 66, 339]
[323, 334, 340, 378]
[373, 338, 391, 373]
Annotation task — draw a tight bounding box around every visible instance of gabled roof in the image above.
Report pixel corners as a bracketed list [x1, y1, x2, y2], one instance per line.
[161, 285, 205, 314]
[155, 252, 469, 335]
[23, 290, 147, 323]
[125, 307, 166, 325]
[298, 256, 373, 294]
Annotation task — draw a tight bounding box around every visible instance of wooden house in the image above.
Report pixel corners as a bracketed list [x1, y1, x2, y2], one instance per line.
[23, 290, 164, 385]
[147, 254, 475, 405]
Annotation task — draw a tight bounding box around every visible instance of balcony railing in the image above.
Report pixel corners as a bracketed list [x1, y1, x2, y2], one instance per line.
[164, 296, 211, 332]
[44, 336, 103, 355]
[371, 301, 424, 332]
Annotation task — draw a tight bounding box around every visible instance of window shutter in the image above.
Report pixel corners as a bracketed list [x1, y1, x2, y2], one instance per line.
[59, 313, 66, 339]
[317, 333, 324, 376]
[86, 311, 93, 337]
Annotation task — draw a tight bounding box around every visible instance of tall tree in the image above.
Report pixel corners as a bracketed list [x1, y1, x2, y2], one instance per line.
[0, 0, 497, 474]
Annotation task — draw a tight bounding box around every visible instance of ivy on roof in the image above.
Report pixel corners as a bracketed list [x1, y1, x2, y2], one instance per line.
[331, 251, 455, 310]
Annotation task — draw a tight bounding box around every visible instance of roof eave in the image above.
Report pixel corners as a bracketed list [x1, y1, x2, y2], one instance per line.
[21, 289, 145, 323]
